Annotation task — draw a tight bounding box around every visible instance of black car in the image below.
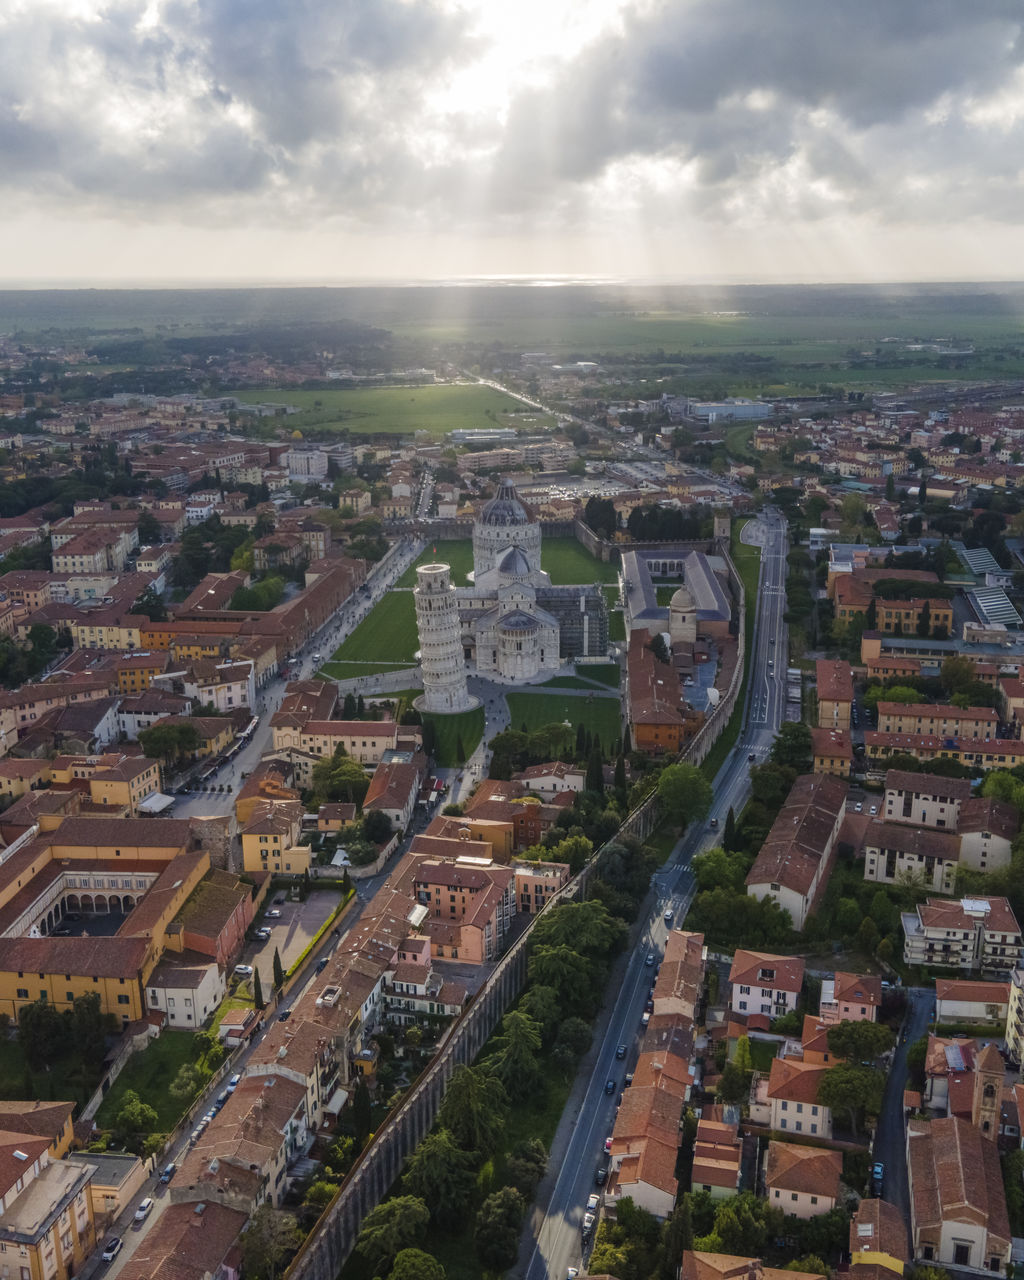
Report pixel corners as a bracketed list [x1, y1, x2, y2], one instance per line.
[595, 1166, 607, 1186]
[604, 1078, 616, 1095]
[616, 1044, 627, 1060]
[315, 957, 329, 974]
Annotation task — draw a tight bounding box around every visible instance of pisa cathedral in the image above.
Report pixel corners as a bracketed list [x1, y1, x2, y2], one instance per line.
[414, 481, 608, 699]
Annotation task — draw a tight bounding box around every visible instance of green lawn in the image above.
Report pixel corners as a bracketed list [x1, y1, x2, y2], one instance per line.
[393, 690, 484, 766]
[232, 383, 533, 440]
[94, 1033, 199, 1132]
[397, 540, 476, 588]
[579, 662, 621, 688]
[749, 1039, 779, 1072]
[542, 539, 619, 584]
[330, 592, 419, 665]
[504, 691, 621, 750]
[604, 586, 626, 641]
[643, 822, 678, 867]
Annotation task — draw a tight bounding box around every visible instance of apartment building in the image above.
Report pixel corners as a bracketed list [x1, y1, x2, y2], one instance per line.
[883, 770, 971, 828]
[902, 896, 1023, 974]
[765, 1058, 832, 1138]
[690, 1109, 741, 1201]
[745, 774, 848, 930]
[810, 727, 853, 777]
[765, 1142, 842, 1219]
[818, 972, 881, 1025]
[876, 702, 999, 739]
[0, 1129, 98, 1280]
[816, 659, 853, 730]
[729, 951, 805, 1019]
[863, 821, 959, 895]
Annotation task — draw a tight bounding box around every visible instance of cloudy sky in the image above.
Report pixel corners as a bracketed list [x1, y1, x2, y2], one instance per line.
[2, 0, 1024, 283]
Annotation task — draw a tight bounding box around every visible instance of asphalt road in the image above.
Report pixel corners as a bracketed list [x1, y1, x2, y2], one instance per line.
[873, 986, 934, 1229]
[521, 508, 789, 1280]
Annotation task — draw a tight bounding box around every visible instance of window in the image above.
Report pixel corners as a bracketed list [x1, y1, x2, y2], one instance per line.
[117, 994, 129, 1005]
[954, 1244, 971, 1267]
[16, 989, 27, 999]
[791, 1193, 798, 1202]
[810, 1196, 818, 1205]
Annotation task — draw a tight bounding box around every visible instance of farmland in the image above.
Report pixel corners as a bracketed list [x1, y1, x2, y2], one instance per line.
[231, 382, 547, 439]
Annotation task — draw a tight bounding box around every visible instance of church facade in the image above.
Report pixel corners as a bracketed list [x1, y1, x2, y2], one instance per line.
[417, 481, 608, 683]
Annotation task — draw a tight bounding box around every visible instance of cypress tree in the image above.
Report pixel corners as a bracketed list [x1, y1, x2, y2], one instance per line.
[614, 753, 627, 792]
[273, 948, 284, 990]
[622, 726, 632, 754]
[575, 723, 587, 757]
[723, 806, 737, 851]
[253, 968, 265, 1009]
[585, 743, 604, 796]
[357, 694, 365, 715]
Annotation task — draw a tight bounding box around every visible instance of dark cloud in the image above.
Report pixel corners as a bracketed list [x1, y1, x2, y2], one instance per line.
[1, 0, 1024, 233]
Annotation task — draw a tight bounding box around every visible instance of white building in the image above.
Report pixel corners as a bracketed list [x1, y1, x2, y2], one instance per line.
[146, 958, 226, 1028]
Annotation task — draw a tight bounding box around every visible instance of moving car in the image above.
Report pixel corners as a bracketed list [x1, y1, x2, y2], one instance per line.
[709, 817, 718, 829]
[870, 1161, 884, 1195]
[645, 952, 655, 967]
[664, 908, 673, 923]
[616, 1044, 626, 1060]
[135, 1197, 154, 1223]
[101, 1239, 122, 1263]
[604, 1078, 616, 1094]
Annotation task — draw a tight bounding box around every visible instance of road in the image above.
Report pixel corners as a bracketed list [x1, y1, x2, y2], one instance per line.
[522, 508, 788, 1280]
[873, 986, 934, 1229]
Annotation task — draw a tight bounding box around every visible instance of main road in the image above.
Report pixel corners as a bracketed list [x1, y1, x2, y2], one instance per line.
[521, 507, 789, 1280]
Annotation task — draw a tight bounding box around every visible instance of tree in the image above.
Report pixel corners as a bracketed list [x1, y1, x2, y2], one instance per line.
[817, 1062, 884, 1135]
[272, 947, 284, 990]
[826, 1020, 894, 1062]
[648, 632, 670, 664]
[473, 1187, 524, 1271]
[136, 508, 161, 545]
[940, 653, 975, 696]
[253, 968, 264, 1009]
[586, 742, 605, 795]
[388, 1250, 446, 1280]
[506, 1137, 547, 1198]
[722, 806, 738, 851]
[437, 1065, 508, 1157]
[770, 722, 812, 770]
[486, 1010, 543, 1100]
[69, 991, 110, 1068]
[113, 1090, 158, 1144]
[169, 1062, 207, 1101]
[238, 1206, 301, 1280]
[917, 598, 931, 637]
[356, 1197, 430, 1274]
[362, 808, 393, 845]
[138, 721, 201, 766]
[352, 1075, 373, 1145]
[865, 595, 877, 630]
[131, 584, 167, 622]
[403, 1129, 477, 1228]
[662, 1195, 694, 1279]
[614, 753, 627, 792]
[18, 999, 65, 1071]
[657, 763, 713, 827]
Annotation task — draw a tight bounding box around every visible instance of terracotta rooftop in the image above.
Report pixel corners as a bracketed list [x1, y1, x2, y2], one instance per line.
[729, 950, 805, 993]
[907, 1114, 1010, 1252]
[765, 1140, 841, 1198]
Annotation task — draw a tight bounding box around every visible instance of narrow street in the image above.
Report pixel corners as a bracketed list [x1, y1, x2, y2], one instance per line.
[873, 986, 934, 1228]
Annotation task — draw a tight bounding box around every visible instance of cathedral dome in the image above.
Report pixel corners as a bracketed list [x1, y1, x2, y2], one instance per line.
[498, 610, 539, 632]
[498, 545, 532, 577]
[479, 481, 532, 527]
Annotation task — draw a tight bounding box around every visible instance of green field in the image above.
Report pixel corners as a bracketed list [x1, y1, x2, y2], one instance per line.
[579, 662, 622, 687]
[397, 540, 475, 587]
[394, 690, 484, 766]
[542, 539, 618, 584]
[330, 592, 419, 666]
[504, 691, 621, 750]
[94, 1032, 199, 1132]
[320, 660, 415, 681]
[232, 383, 539, 439]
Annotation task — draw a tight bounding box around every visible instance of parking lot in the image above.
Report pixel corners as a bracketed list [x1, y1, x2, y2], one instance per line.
[245, 888, 343, 975]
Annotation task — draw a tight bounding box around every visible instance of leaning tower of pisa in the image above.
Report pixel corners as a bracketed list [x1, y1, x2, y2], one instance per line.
[413, 563, 477, 714]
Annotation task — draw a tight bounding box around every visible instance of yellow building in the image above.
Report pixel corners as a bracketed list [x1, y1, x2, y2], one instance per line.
[240, 802, 311, 876]
[72, 617, 143, 652]
[0, 1135, 97, 1280]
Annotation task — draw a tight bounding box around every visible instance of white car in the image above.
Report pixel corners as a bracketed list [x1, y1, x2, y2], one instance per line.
[134, 1197, 154, 1223]
[234, 964, 253, 977]
[266, 909, 282, 919]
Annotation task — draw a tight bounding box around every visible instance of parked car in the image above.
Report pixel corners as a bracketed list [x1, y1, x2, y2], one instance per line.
[101, 1239, 123, 1263]
[664, 909, 673, 923]
[234, 964, 253, 977]
[595, 1166, 607, 1186]
[159, 1162, 176, 1184]
[645, 952, 655, 967]
[279, 1010, 292, 1022]
[315, 957, 329, 974]
[135, 1197, 154, 1223]
[267, 909, 282, 919]
[255, 927, 272, 940]
[582, 1211, 596, 1235]
[227, 1073, 241, 1092]
[587, 1194, 600, 1211]
[603, 1136, 613, 1154]
[274, 895, 285, 905]
[870, 1161, 884, 1195]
